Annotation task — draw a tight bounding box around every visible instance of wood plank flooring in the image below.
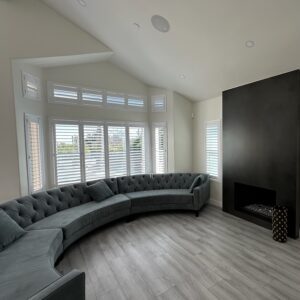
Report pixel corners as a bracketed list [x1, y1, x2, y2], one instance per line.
[56, 205, 300, 300]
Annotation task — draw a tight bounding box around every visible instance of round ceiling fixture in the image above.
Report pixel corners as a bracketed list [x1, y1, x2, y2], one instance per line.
[77, 0, 87, 7]
[151, 15, 170, 33]
[245, 40, 255, 48]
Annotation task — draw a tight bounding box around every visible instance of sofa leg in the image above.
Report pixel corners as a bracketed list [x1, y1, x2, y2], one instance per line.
[126, 215, 136, 223]
[195, 211, 200, 217]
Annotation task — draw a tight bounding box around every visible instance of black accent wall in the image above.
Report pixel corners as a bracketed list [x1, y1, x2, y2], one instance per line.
[223, 70, 300, 238]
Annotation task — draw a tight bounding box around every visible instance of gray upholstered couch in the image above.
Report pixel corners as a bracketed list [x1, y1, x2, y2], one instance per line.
[0, 173, 209, 300]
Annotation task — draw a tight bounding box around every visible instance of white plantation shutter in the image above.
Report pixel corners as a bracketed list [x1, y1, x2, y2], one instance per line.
[206, 121, 220, 178]
[25, 115, 44, 193]
[153, 123, 168, 173]
[54, 123, 81, 185]
[49, 82, 79, 102]
[107, 126, 127, 177]
[127, 96, 145, 110]
[83, 125, 105, 181]
[107, 93, 125, 106]
[151, 95, 167, 112]
[129, 127, 146, 175]
[22, 72, 41, 100]
[82, 89, 103, 103]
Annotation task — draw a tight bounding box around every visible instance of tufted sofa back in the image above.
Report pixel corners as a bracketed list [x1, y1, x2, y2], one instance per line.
[152, 173, 200, 190]
[117, 174, 153, 193]
[0, 178, 119, 229]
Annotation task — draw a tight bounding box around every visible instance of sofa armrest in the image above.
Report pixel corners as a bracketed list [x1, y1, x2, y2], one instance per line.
[28, 270, 85, 300]
[193, 176, 210, 210]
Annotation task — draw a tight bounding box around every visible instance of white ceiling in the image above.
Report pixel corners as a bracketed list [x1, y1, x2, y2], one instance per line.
[43, 0, 300, 101]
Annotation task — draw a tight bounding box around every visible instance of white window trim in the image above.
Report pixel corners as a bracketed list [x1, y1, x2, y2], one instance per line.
[25, 113, 45, 193]
[152, 122, 168, 174]
[205, 119, 222, 182]
[47, 81, 147, 112]
[50, 118, 150, 186]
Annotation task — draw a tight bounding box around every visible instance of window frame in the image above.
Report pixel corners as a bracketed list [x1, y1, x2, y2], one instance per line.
[24, 113, 45, 193]
[50, 118, 149, 186]
[152, 122, 168, 174]
[205, 119, 222, 181]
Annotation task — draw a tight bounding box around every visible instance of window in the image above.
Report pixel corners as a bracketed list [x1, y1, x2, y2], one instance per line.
[129, 126, 145, 175]
[127, 96, 146, 110]
[83, 125, 105, 181]
[151, 95, 167, 112]
[106, 92, 125, 106]
[25, 114, 44, 193]
[82, 89, 103, 104]
[205, 120, 221, 179]
[152, 123, 168, 173]
[107, 125, 127, 177]
[22, 72, 41, 100]
[52, 121, 147, 185]
[54, 123, 81, 185]
[48, 82, 146, 111]
[48, 83, 79, 103]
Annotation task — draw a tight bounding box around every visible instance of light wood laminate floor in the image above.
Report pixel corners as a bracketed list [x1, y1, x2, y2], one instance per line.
[56, 205, 300, 300]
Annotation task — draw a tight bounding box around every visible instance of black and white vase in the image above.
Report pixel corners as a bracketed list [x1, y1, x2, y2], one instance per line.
[272, 205, 288, 243]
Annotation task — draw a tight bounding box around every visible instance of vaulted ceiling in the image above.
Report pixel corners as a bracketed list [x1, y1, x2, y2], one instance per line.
[43, 0, 300, 101]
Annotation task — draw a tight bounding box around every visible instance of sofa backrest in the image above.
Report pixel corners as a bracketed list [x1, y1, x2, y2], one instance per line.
[152, 173, 201, 190]
[0, 177, 120, 229]
[117, 174, 153, 193]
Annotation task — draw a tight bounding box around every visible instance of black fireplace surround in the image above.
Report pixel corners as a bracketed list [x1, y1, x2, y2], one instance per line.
[223, 70, 300, 238]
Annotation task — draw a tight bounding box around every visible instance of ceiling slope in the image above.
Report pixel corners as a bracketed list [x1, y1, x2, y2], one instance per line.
[43, 0, 300, 101]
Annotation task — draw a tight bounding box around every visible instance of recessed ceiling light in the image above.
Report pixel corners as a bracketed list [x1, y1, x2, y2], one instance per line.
[245, 40, 255, 48]
[151, 15, 170, 33]
[77, 0, 87, 7]
[133, 23, 141, 30]
[179, 74, 186, 79]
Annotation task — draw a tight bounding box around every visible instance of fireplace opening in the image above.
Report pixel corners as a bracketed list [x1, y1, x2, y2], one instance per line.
[234, 183, 276, 221]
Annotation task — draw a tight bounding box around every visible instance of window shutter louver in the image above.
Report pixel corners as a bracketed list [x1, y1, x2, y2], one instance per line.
[54, 123, 81, 185]
[153, 123, 167, 173]
[206, 121, 220, 178]
[25, 115, 44, 193]
[151, 95, 167, 112]
[129, 126, 146, 175]
[83, 125, 106, 181]
[107, 126, 127, 177]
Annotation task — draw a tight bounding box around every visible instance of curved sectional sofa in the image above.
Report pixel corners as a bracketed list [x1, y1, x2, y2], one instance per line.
[0, 173, 209, 300]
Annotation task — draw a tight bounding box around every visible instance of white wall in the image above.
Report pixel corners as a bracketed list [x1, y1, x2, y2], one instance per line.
[0, 0, 109, 202]
[173, 93, 193, 172]
[193, 96, 222, 207]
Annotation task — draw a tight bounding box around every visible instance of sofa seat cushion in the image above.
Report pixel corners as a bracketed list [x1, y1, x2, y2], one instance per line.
[126, 189, 193, 207]
[26, 194, 130, 239]
[0, 229, 63, 300]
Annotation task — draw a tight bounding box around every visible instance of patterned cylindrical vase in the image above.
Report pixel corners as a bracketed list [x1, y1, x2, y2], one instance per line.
[272, 206, 288, 243]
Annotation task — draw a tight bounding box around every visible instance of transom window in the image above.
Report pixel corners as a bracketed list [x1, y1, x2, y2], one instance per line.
[52, 120, 148, 185]
[48, 82, 147, 111]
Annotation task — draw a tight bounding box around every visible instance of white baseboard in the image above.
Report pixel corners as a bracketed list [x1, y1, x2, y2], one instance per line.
[209, 198, 222, 208]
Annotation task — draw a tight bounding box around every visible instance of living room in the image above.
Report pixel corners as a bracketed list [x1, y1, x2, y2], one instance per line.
[0, 1, 299, 299]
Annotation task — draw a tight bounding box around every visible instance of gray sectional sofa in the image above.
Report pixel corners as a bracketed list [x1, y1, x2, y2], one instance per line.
[0, 173, 209, 300]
